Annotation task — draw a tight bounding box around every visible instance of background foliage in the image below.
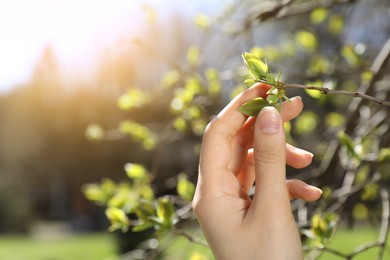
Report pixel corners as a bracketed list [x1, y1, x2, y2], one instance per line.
[82, 0, 390, 259]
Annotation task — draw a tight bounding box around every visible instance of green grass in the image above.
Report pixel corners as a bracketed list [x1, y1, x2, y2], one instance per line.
[160, 227, 390, 260]
[160, 231, 213, 259]
[0, 233, 117, 260]
[0, 228, 388, 260]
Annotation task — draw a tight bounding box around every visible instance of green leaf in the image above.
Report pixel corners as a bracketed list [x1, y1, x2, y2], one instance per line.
[190, 252, 210, 260]
[311, 214, 328, 239]
[325, 112, 345, 127]
[118, 120, 150, 140]
[361, 184, 378, 201]
[187, 45, 200, 67]
[124, 163, 147, 179]
[342, 45, 360, 67]
[82, 178, 116, 204]
[310, 8, 328, 25]
[142, 136, 156, 151]
[267, 94, 279, 104]
[337, 131, 361, 160]
[244, 78, 256, 86]
[194, 13, 210, 31]
[352, 203, 369, 220]
[249, 46, 264, 58]
[328, 15, 344, 35]
[361, 70, 373, 83]
[161, 70, 180, 88]
[117, 89, 149, 110]
[191, 118, 206, 136]
[266, 73, 276, 85]
[304, 88, 321, 98]
[295, 30, 317, 51]
[156, 196, 175, 227]
[108, 190, 138, 211]
[173, 117, 187, 132]
[378, 148, 390, 162]
[205, 68, 221, 95]
[82, 184, 107, 204]
[238, 97, 270, 116]
[137, 200, 155, 216]
[139, 186, 154, 200]
[183, 106, 201, 120]
[311, 213, 337, 243]
[295, 111, 318, 134]
[242, 52, 268, 80]
[105, 207, 129, 232]
[177, 173, 195, 201]
[132, 222, 154, 232]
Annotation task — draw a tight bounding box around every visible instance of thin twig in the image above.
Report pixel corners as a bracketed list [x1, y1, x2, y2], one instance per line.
[377, 187, 390, 260]
[172, 227, 209, 248]
[304, 244, 349, 258]
[255, 0, 295, 22]
[234, 0, 355, 34]
[285, 84, 390, 107]
[275, 0, 355, 20]
[318, 37, 390, 177]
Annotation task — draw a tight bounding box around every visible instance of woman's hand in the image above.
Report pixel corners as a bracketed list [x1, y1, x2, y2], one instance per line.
[192, 83, 322, 260]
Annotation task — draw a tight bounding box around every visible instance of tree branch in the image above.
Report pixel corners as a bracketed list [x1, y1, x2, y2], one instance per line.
[377, 187, 390, 259]
[233, 0, 356, 34]
[172, 227, 209, 248]
[316, 37, 390, 177]
[274, 0, 355, 20]
[254, 0, 295, 22]
[285, 83, 390, 107]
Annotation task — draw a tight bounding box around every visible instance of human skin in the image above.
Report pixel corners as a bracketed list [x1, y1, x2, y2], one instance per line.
[192, 83, 322, 260]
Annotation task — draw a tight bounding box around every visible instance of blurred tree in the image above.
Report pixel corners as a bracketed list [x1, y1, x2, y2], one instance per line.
[83, 0, 390, 258]
[0, 0, 388, 259]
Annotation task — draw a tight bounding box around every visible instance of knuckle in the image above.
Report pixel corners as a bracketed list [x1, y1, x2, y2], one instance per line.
[191, 195, 204, 218]
[254, 148, 281, 165]
[204, 118, 216, 133]
[203, 117, 219, 136]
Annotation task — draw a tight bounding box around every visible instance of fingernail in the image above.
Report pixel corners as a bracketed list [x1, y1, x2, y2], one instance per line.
[290, 96, 302, 102]
[258, 106, 280, 135]
[293, 146, 314, 158]
[310, 185, 322, 193]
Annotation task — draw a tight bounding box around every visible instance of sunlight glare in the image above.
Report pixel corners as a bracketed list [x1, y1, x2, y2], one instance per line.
[0, 0, 141, 92]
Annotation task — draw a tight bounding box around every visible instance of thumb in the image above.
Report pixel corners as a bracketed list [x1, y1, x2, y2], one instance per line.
[251, 106, 291, 215]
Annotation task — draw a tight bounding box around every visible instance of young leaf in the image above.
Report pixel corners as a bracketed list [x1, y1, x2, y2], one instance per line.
[266, 73, 276, 85]
[177, 173, 195, 201]
[238, 97, 270, 116]
[105, 207, 130, 232]
[310, 7, 328, 25]
[132, 222, 154, 232]
[125, 163, 147, 179]
[337, 131, 361, 160]
[242, 52, 268, 80]
[378, 148, 390, 162]
[244, 78, 256, 86]
[267, 94, 279, 105]
[194, 13, 210, 31]
[187, 45, 200, 67]
[156, 196, 175, 227]
[295, 30, 317, 51]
